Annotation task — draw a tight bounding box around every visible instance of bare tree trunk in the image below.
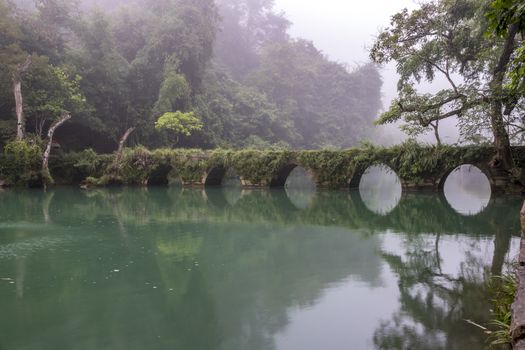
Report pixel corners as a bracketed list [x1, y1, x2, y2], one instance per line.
[12, 55, 32, 141]
[115, 127, 136, 165]
[36, 117, 47, 138]
[490, 23, 519, 172]
[42, 112, 71, 185]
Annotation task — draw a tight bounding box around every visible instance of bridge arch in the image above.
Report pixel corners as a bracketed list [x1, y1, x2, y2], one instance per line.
[349, 164, 401, 189]
[439, 164, 493, 216]
[148, 164, 174, 186]
[203, 166, 242, 187]
[270, 164, 317, 188]
[203, 166, 226, 186]
[437, 163, 495, 192]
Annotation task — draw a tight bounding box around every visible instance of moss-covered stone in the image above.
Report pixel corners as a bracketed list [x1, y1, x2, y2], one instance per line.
[2, 142, 524, 192]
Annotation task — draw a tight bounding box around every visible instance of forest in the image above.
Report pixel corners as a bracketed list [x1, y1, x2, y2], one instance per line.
[0, 0, 525, 187]
[0, 0, 383, 153]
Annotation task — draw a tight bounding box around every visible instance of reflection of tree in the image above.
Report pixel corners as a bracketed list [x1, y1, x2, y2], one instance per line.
[0, 188, 384, 350]
[2, 188, 518, 239]
[0, 188, 520, 350]
[373, 231, 511, 350]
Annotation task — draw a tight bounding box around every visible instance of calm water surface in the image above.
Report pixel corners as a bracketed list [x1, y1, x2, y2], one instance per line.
[0, 181, 521, 350]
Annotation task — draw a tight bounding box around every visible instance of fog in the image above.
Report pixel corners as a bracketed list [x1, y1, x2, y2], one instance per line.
[57, 0, 462, 145]
[275, 0, 461, 145]
[3, 0, 483, 151]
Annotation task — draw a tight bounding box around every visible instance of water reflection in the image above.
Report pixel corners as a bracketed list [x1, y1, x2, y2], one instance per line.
[285, 167, 316, 209]
[0, 188, 521, 350]
[443, 165, 492, 216]
[221, 186, 243, 207]
[221, 168, 242, 188]
[359, 165, 402, 215]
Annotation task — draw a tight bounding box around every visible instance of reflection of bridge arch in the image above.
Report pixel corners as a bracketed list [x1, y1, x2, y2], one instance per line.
[351, 165, 402, 215]
[204, 187, 243, 208]
[347, 191, 386, 222]
[39, 187, 523, 237]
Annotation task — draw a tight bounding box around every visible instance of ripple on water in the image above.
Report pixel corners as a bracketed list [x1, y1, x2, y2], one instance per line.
[0, 235, 74, 259]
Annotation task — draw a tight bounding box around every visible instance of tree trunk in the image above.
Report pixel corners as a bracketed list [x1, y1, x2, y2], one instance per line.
[12, 55, 32, 141]
[115, 127, 136, 165]
[42, 112, 71, 185]
[490, 23, 519, 171]
[431, 121, 441, 147]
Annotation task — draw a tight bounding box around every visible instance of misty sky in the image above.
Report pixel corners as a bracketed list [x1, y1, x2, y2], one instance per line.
[274, 0, 460, 144]
[275, 0, 417, 64]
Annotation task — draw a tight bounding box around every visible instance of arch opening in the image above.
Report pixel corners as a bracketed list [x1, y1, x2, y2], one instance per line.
[205, 166, 242, 188]
[148, 164, 172, 186]
[442, 164, 491, 216]
[283, 166, 317, 209]
[357, 164, 402, 215]
[205, 166, 226, 187]
[270, 164, 299, 187]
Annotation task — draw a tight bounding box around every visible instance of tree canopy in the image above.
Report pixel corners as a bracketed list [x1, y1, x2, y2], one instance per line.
[371, 0, 525, 171]
[0, 0, 383, 152]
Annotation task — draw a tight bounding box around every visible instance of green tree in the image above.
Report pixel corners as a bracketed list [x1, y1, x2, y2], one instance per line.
[193, 66, 289, 148]
[487, 0, 525, 95]
[0, 0, 32, 141]
[214, 0, 290, 79]
[155, 111, 203, 146]
[70, 10, 138, 150]
[36, 65, 86, 184]
[25, 61, 86, 137]
[371, 0, 524, 171]
[250, 40, 382, 148]
[1, 0, 383, 152]
[152, 69, 192, 118]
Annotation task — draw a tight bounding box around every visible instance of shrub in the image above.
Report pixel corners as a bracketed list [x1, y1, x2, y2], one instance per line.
[0, 140, 42, 186]
[487, 268, 518, 349]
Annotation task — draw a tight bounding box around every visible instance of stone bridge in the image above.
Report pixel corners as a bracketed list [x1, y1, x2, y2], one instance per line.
[133, 145, 525, 194]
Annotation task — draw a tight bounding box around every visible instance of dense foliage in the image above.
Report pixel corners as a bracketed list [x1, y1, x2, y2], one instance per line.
[370, 0, 525, 172]
[4, 143, 511, 191]
[0, 0, 383, 152]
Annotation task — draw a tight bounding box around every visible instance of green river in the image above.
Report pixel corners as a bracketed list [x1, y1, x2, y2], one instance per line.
[0, 166, 522, 350]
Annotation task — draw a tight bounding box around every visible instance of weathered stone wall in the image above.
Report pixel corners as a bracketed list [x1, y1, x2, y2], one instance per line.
[3, 143, 525, 192]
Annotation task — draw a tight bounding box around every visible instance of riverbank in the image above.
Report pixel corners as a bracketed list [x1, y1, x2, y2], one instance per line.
[512, 204, 525, 349]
